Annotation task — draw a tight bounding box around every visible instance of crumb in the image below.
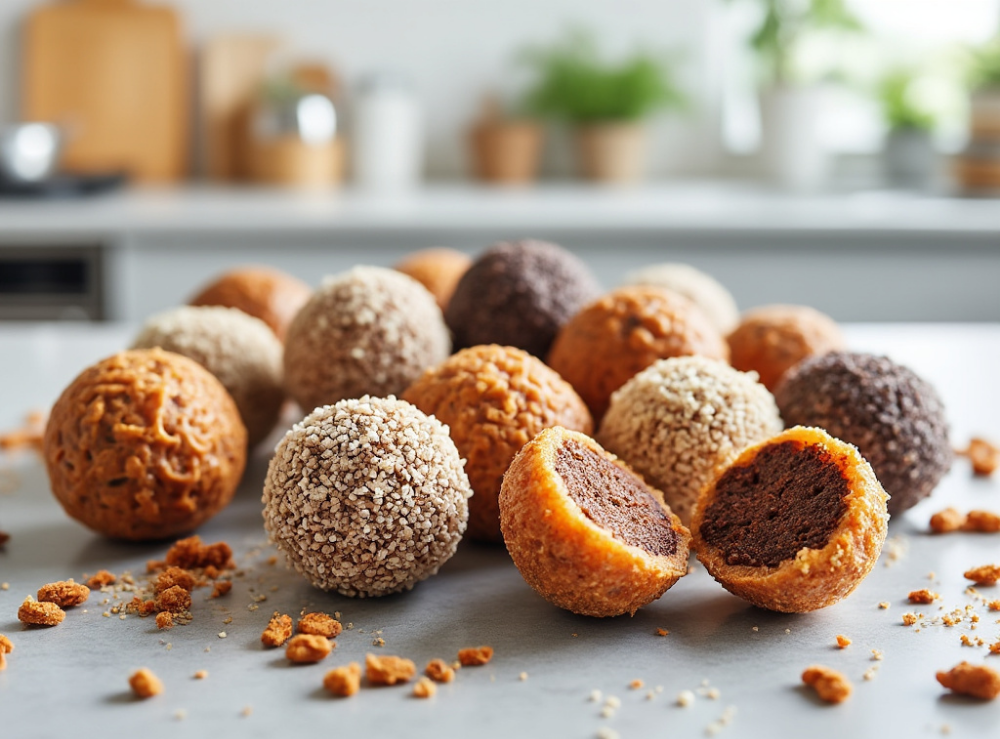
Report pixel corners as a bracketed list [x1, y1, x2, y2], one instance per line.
[599, 706, 615, 719]
[285, 634, 333, 663]
[86, 570, 116, 589]
[604, 696, 621, 709]
[630, 679, 644, 690]
[902, 613, 918, 626]
[372, 637, 385, 647]
[164, 536, 233, 570]
[241, 706, 252, 717]
[154, 567, 196, 593]
[1, 583, 8, 590]
[802, 665, 852, 704]
[324, 662, 361, 697]
[990, 642, 1000, 655]
[596, 729, 620, 739]
[458, 646, 493, 666]
[222, 617, 232, 625]
[211, 581, 232, 598]
[17, 597, 65, 627]
[267, 556, 278, 566]
[413, 676, 437, 698]
[0, 532, 9, 548]
[962, 438, 999, 476]
[218, 632, 227, 639]
[964, 510, 1000, 533]
[366, 653, 416, 686]
[909, 589, 940, 605]
[0, 634, 12, 654]
[863, 665, 879, 681]
[193, 670, 208, 680]
[37, 580, 89, 608]
[156, 612, 174, 630]
[129, 668, 164, 698]
[173, 709, 186, 721]
[261, 613, 293, 648]
[871, 649, 884, 661]
[298, 612, 342, 638]
[588, 690, 602, 703]
[425, 659, 455, 683]
[965, 565, 1000, 586]
[836, 635, 851, 648]
[519, 672, 528, 681]
[677, 689, 695, 707]
[878, 602, 890, 610]
[988, 601, 1000, 612]
[656, 628, 669, 636]
[155, 586, 192, 614]
[936, 662, 1000, 700]
[930, 507, 965, 534]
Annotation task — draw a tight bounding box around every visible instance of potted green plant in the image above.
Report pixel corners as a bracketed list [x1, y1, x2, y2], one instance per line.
[878, 68, 937, 188]
[520, 30, 684, 183]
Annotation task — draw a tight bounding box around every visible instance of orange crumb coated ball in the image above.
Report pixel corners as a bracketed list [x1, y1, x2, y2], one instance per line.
[726, 304, 845, 391]
[394, 248, 472, 311]
[403, 345, 592, 542]
[548, 286, 728, 422]
[189, 266, 311, 342]
[43, 349, 247, 541]
[499, 427, 691, 617]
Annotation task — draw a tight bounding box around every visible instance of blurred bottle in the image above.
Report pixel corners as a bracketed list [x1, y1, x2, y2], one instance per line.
[351, 73, 423, 191]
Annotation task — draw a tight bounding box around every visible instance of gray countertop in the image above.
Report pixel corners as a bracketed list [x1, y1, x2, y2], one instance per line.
[1, 323, 999, 738]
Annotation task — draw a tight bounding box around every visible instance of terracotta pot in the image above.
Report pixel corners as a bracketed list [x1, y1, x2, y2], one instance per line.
[469, 121, 543, 184]
[970, 89, 1000, 142]
[574, 122, 645, 183]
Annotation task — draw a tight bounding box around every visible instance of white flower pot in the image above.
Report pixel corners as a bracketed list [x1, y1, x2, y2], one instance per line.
[883, 128, 936, 189]
[759, 86, 828, 191]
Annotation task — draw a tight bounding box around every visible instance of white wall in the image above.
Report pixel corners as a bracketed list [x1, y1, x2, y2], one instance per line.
[0, 0, 727, 178]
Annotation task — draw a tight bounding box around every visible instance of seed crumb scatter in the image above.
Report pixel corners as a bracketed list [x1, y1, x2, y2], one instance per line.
[802, 665, 852, 704]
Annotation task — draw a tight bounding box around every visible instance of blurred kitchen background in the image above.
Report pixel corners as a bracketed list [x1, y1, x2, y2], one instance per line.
[1, 0, 999, 324]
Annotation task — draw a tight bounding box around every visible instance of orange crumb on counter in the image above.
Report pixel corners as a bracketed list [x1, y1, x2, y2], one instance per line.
[936, 662, 1000, 700]
[835, 635, 852, 648]
[154, 567, 196, 593]
[902, 613, 919, 626]
[930, 508, 965, 534]
[211, 581, 232, 598]
[17, 597, 64, 627]
[155, 612, 174, 630]
[37, 580, 89, 608]
[961, 438, 999, 476]
[129, 668, 164, 698]
[261, 613, 293, 648]
[964, 565, 1000, 586]
[285, 634, 333, 664]
[193, 670, 208, 680]
[297, 612, 342, 638]
[154, 585, 192, 614]
[425, 659, 455, 683]
[802, 665, 852, 704]
[86, 570, 116, 589]
[963, 511, 1000, 533]
[366, 653, 416, 686]
[908, 589, 940, 605]
[458, 646, 494, 666]
[324, 663, 361, 697]
[413, 676, 437, 698]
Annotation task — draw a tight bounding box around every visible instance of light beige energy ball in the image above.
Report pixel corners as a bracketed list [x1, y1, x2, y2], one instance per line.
[597, 356, 782, 525]
[283, 267, 451, 413]
[623, 263, 740, 334]
[132, 306, 285, 447]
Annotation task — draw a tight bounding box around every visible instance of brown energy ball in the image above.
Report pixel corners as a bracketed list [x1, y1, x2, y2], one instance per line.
[394, 248, 471, 311]
[131, 306, 284, 448]
[189, 266, 311, 342]
[44, 349, 247, 541]
[623, 262, 740, 334]
[262, 396, 471, 597]
[775, 352, 952, 516]
[445, 239, 600, 359]
[691, 426, 889, 613]
[548, 286, 729, 422]
[403, 345, 592, 542]
[284, 267, 450, 413]
[499, 427, 691, 618]
[727, 304, 845, 391]
[598, 356, 782, 525]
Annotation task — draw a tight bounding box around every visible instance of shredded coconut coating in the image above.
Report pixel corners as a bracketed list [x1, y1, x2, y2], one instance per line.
[132, 306, 284, 447]
[262, 396, 471, 597]
[283, 267, 450, 413]
[598, 356, 782, 525]
[623, 262, 740, 334]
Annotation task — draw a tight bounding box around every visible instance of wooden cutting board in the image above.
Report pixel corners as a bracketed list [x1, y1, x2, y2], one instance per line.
[22, 0, 187, 182]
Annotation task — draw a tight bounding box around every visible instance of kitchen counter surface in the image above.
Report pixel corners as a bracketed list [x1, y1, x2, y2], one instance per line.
[2, 322, 999, 737]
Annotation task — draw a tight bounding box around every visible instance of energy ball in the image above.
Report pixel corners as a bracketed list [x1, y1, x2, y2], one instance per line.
[394, 248, 472, 311]
[500, 427, 691, 617]
[43, 349, 247, 541]
[727, 304, 846, 391]
[548, 286, 728, 422]
[403, 345, 593, 542]
[691, 426, 889, 613]
[598, 356, 782, 525]
[775, 352, 952, 516]
[445, 240, 600, 358]
[189, 266, 311, 342]
[262, 396, 471, 597]
[284, 267, 450, 413]
[131, 306, 284, 448]
[623, 262, 739, 334]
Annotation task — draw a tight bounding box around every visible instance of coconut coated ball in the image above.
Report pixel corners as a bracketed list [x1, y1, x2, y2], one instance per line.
[189, 266, 311, 342]
[548, 286, 728, 422]
[262, 396, 472, 597]
[43, 349, 247, 541]
[598, 356, 782, 525]
[727, 304, 846, 391]
[623, 262, 740, 334]
[132, 306, 284, 447]
[394, 248, 472, 311]
[775, 352, 952, 516]
[445, 240, 600, 358]
[284, 266, 450, 413]
[403, 345, 593, 542]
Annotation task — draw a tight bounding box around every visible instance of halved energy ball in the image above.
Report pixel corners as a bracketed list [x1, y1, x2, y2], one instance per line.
[691, 426, 889, 613]
[499, 427, 691, 617]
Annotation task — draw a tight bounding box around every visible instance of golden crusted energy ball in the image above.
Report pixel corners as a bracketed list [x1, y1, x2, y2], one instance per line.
[262, 396, 471, 597]
[284, 267, 450, 413]
[394, 248, 472, 311]
[43, 349, 247, 541]
[548, 286, 728, 422]
[598, 356, 782, 525]
[189, 265, 311, 342]
[403, 345, 592, 542]
[691, 426, 889, 613]
[500, 427, 691, 617]
[726, 304, 845, 391]
[623, 262, 739, 334]
[131, 306, 284, 448]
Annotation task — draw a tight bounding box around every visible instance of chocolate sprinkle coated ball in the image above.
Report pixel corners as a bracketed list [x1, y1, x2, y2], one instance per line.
[623, 262, 740, 334]
[598, 356, 782, 525]
[775, 352, 952, 516]
[284, 267, 450, 413]
[445, 240, 600, 358]
[262, 396, 471, 597]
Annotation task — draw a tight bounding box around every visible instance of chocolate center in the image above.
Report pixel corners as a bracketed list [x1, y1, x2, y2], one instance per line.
[699, 440, 850, 569]
[555, 440, 678, 557]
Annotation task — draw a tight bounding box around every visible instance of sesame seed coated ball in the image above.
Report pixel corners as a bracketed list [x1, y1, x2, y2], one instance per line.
[283, 267, 451, 413]
[394, 248, 472, 311]
[261, 396, 472, 597]
[623, 263, 740, 334]
[598, 356, 782, 525]
[131, 306, 285, 448]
